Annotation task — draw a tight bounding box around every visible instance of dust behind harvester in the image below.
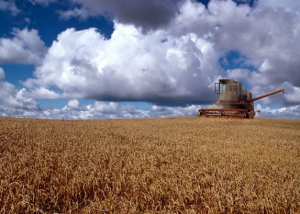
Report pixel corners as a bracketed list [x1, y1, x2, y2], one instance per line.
[198, 79, 284, 118]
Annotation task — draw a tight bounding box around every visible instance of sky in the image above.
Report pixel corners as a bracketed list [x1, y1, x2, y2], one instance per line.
[0, 0, 299, 120]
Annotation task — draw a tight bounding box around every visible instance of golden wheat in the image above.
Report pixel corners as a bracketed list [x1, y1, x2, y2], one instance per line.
[0, 117, 299, 213]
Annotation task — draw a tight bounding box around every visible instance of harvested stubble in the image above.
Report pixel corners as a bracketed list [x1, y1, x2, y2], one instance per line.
[0, 117, 300, 213]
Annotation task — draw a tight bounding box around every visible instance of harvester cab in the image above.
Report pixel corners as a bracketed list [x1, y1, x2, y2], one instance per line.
[215, 79, 245, 103]
[198, 79, 284, 118]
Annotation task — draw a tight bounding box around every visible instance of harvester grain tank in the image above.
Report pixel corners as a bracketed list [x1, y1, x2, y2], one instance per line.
[198, 79, 285, 118]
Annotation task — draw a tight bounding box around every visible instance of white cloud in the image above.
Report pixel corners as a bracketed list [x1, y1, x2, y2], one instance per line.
[0, 0, 20, 15]
[256, 104, 300, 119]
[67, 99, 80, 109]
[207, 0, 300, 90]
[256, 0, 300, 13]
[27, 0, 56, 6]
[28, 87, 61, 99]
[0, 96, 202, 120]
[0, 67, 5, 81]
[226, 68, 250, 80]
[1, 0, 300, 119]
[281, 82, 300, 105]
[0, 65, 202, 119]
[0, 82, 39, 110]
[0, 69, 60, 103]
[151, 104, 201, 117]
[0, 28, 47, 65]
[58, 7, 93, 21]
[0, 92, 298, 120]
[94, 101, 118, 114]
[25, 18, 31, 24]
[61, 0, 178, 30]
[0, 69, 39, 111]
[171, 0, 300, 104]
[20, 0, 300, 107]
[24, 24, 219, 105]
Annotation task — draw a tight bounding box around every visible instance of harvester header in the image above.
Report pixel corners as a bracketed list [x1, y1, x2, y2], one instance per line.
[198, 79, 284, 119]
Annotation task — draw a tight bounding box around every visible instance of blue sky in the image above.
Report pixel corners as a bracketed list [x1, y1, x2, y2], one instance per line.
[0, 0, 299, 119]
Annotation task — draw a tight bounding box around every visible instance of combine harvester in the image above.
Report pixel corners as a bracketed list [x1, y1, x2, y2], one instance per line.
[198, 79, 285, 119]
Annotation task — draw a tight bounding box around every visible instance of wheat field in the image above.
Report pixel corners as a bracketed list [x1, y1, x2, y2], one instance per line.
[0, 117, 299, 213]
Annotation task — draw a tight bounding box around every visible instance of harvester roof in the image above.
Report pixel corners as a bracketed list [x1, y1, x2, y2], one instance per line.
[219, 79, 242, 84]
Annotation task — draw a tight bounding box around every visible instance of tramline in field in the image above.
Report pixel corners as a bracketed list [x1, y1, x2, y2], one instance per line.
[198, 79, 285, 119]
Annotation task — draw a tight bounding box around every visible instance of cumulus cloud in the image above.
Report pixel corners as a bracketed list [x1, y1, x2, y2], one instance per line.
[0, 68, 40, 113]
[207, 0, 300, 90]
[151, 104, 201, 117]
[29, 87, 61, 99]
[67, 99, 80, 109]
[27, 0, 56, 6]
[256, 104, 300, 119]
[60, 0, 179, 30]
[172, 0, 300, 104]
[4, 98, 297, 120]
[256, 0, 300, 12]
[0, 97, 201, 120]
[0, 0, 20, 15]
[281, 82, 300, 105]
[0, 64, 202, 119]
[0, 28, 47, 65]
[58, 7, 92, 21]
[20, 0, 300, 108]
[24, 24, 219, 106]
[1, 0, 300, 119]
[226, 68, 250, 80]
[0, 83, 39, 111]
[94, 101, 118, 114]
[0, 67, 5, 81]
[167, 0, 300, 92]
